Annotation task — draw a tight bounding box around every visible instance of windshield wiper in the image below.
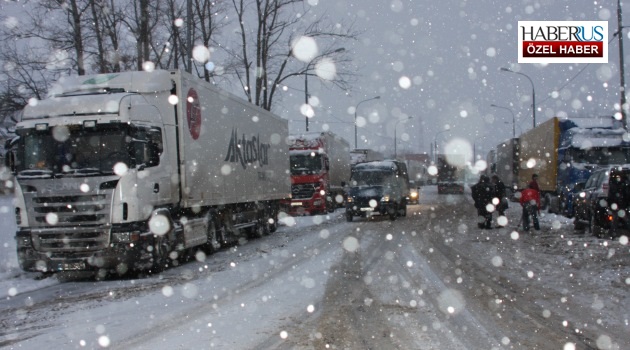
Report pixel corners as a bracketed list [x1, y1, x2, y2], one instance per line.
[17, 169, 54, 179]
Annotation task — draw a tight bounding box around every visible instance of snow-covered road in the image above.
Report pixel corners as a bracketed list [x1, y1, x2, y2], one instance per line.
[1, 187, 628, 349]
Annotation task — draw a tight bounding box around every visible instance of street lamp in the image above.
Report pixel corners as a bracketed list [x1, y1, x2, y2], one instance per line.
[354, 96, 380, 149]
[304, 48, 346, 132]
[500, 67, 536, 129]
[490, 103, 516, 138]
[433, 128, 453, 162]
[304, 73, 310, 132]
[394, 116, 413, 159]
[616, 0, 628, 129]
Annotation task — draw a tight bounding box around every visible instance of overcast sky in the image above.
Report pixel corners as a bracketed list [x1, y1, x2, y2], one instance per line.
[277, 0, 624, 162]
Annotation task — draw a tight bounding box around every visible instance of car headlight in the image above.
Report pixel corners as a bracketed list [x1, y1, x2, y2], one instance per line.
[381, 195, 390, 202]
[347, 197, 353, 203]
[410, 192, 418, 199]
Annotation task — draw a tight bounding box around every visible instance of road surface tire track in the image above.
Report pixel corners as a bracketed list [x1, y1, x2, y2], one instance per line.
[419, 196, 602, 349]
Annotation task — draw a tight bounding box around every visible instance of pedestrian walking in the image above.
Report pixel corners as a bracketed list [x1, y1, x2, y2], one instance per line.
[519, 183, 541, 231]
[491, 174, 508, 216]
[471, 175, 496, 229]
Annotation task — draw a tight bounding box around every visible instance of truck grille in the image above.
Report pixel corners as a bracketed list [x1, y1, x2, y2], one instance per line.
[27, 194, 110, 226]
[31, 227, 110, 252]
[20, 178, 116, 253]
[292, 183, 316, 199]
[31, 195, 109, 224]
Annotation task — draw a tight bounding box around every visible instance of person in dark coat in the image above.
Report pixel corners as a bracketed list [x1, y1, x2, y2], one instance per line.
[471, 175, 495, 229]
[491, 174, 508, 216]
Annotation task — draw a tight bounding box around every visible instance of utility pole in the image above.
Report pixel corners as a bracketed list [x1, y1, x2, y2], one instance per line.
[618, 0, 628, 129]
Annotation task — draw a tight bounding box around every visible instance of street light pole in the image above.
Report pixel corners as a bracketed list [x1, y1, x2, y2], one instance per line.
[618, 0, 628, 129]
[500, 67, 536, 129]
[394, 116, 413, 159]
[303, 48, 345, 133]
[354, 96, 380, 149]
[490, 104, 516, 138]
[433, 128, 452, 162]
[304, 74, 309, 132]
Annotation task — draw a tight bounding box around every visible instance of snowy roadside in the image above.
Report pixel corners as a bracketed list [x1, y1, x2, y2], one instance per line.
[445, 186, 630, 348]
[0, 193, 345, 299]
[0, 195, 61, 299]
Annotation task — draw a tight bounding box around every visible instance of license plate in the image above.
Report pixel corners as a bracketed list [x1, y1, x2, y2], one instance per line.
[57, 262, 86, 271]
[291, 202, 303, 207]
[360, 207, 374, 212]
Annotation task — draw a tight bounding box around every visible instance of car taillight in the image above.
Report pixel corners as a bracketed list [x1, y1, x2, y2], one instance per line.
[602, 183, 609, 191]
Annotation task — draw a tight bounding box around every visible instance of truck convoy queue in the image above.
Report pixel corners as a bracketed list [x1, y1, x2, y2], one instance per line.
[8, 69, 626, 278]
[3, 70, 409, 278]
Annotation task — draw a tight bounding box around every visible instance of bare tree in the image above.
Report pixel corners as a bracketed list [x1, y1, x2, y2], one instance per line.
[96, 0, 136, 72]
[0, 41, 64, 115]
[120, 0, 162, 71]
[3, 0, 92, 76]
[192, 0, 230, 81]
[89, 0, 109, 73]
[229, 0, 359, 111]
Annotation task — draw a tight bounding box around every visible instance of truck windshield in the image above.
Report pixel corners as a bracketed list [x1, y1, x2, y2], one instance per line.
[350, 170, 395, 186]
[570, 147, 630, 165]
[15, 124, 134, 177]
[290, 153, 323, 175]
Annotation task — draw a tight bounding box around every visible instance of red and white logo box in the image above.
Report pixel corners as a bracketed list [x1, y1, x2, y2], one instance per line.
[518, 21, 608, 64]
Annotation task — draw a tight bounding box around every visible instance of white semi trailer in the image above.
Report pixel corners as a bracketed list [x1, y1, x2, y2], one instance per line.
[8, 70, 290, 277]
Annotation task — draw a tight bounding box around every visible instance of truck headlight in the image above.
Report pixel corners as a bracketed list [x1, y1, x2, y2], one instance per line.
[347, 197, 353, 203]
[381, 195, 390, 202]
[16, 236, 32, 248]
[410, 192, 418, 199]
[112, 231, 140, 243]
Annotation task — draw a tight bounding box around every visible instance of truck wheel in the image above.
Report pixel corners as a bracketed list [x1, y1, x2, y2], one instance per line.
[327, 196, 335, 213]
[573, 216, 586, 231]
[590, 213, 603, 238]
[399, 201, 407, 217]
[250, 214, 268, 239]
[388, 205, 398, 221]
[204, 219, 221, 253]
[588, 214, 599, 237]
[150, 234, 171, 273]
[268, 206, 278, 233]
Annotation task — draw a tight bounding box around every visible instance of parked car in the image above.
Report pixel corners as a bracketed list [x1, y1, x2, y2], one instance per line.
[573, 167, 612, 233]
[594, 166, 630, 238]
[573, 165, 630, 238]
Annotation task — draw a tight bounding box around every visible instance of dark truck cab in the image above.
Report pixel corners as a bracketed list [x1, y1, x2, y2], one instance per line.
[345, 160, 409, 221]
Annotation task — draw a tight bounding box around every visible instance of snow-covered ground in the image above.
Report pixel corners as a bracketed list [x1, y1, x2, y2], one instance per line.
[0, 187, 628, 349]
[0, 196, 61, 299]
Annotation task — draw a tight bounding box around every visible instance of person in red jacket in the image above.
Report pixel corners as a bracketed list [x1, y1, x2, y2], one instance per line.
[528, 173, 540, 192]
[520, 183, 541, 231]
